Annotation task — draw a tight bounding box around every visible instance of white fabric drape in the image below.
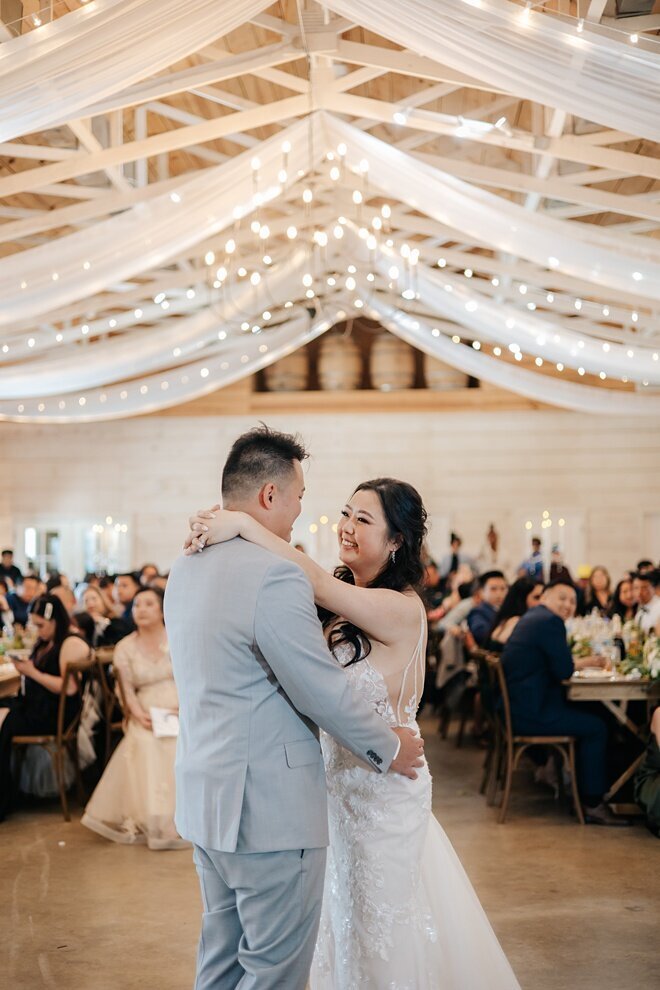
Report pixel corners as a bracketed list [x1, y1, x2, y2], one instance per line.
[363, 291, 660, 416]
[0, 0, 271, 142]
[320, 115, 660, 302]
[364, 235, 660, 384]
[0, 250, 310, 398]
[0, 305, 348, 423]
[324, 0, 660, 142]
[0, 116, 311, 329]
[5, 112, 660, 333]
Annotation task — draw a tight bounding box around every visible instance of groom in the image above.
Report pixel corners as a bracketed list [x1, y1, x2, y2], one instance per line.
[165, 426, 424, 990]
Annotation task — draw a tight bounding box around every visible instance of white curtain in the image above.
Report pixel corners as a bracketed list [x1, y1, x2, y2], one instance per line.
[324, 0, 660, 142]
[0, 250, 311, 398]
[0, 116, 312, 329]
[363, 234, 660, 384]
[363, 291, 660, 416]
[320, 115, 660, 302]
[0, 305, 348, 423]
[0, 0, 271, 142]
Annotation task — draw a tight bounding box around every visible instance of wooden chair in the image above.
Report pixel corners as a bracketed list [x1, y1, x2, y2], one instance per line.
[12, 655, 95, 822]
[485, 653, 585, 825]
[93, 648, 127, 765]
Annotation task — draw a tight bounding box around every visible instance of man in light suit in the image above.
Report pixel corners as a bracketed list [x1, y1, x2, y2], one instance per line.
[165, 426, 424, 990]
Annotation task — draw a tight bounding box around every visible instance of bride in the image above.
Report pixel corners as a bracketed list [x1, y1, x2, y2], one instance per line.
[186, 478, 521, 989]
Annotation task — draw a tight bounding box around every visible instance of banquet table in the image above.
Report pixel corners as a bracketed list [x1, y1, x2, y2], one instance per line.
[0, 661, 20, 699]
[564, 672, 660, 813]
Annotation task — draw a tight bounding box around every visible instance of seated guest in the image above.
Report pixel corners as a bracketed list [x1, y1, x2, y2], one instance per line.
[7, 575, 42, 628]
[422, 560, 444, 612]
[486, 577, 544, 653]
[81, 586, 132, 647]
[583, 565, 612, 616]
[438, 563, 475, 616]
[0, 595, 90, 821]
[636, 559, 655, 577]
[148, 574, 168, 592]
[636, 570, 660, 636]
[609, 578, 637, 622]
[549, 546, 574, 586]
[46, 574, 77, 615]
[634, 707, 660, 837]
[501, 579, 626, 827]
[468, 571, 508, 646]
[113, 572, 140, 628]
[0, 549, 22, 589]
[0, 578, 14, 632]
[81, 588, 188, 850]
[138, 563, 159, 587]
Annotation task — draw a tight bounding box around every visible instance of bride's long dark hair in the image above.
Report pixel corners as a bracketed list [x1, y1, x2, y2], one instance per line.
[320, 478, 428, 667]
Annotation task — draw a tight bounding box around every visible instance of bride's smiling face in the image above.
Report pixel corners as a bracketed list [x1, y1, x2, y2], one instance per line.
[337, 489, 398, 583]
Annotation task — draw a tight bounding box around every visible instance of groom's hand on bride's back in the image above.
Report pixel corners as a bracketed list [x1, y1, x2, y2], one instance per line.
[390, 727, 425, 780]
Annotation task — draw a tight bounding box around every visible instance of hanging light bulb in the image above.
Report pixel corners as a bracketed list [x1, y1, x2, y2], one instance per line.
[287, 225, 297, 239]
[225, 239, 236, 254]
[303, 188, 313, 203]
[352, 190, 363, 205]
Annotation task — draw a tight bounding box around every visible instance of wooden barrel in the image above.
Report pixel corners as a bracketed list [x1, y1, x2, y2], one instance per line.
[264, 350, 308, 392]
[424, 354, 469, 390]
[370, 335, 415, 391]
[318, 334, 362, 391]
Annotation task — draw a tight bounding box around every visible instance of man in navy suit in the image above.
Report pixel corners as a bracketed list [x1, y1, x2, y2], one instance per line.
[501, 579, 628, 827]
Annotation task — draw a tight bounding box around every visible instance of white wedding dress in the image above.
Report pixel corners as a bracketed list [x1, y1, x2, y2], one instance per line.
[309, 609, 522, 990]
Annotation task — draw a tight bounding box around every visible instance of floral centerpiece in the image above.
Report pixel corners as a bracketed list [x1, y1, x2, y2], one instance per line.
[621, 634, 660, 682]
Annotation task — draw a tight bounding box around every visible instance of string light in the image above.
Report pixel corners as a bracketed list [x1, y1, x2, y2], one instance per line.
[287, 226, 297, 239]
[302, 189, 313, 204]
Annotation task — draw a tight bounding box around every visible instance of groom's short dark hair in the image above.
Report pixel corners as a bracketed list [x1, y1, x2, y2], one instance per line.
[222, 425, 308, 501]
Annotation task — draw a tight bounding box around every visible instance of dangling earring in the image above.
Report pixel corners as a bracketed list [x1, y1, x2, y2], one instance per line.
[390, 549, 396, 565]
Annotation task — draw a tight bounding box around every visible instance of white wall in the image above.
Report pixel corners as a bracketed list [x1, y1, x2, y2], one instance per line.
[0, 409, 658, 581]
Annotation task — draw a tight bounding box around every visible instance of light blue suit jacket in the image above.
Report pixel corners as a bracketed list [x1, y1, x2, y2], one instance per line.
[165, 538, 398, 853]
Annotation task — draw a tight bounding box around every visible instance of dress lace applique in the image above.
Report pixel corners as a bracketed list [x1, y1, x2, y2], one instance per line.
[310, 603, 521, 990]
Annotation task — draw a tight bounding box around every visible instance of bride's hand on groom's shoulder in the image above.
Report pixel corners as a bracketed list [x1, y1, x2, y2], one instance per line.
[183, 505, 242, 555]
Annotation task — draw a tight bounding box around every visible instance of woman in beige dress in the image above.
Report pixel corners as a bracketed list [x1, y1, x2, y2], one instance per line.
[82, 587, 188, 850]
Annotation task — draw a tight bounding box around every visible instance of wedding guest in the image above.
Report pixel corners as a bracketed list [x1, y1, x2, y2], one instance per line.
[636, 569, 660, 635]
[113, 572, 140, 627]
[467, 571, 508, 646]
[81, 586, 132, 647]
[485, 577, 544, 653]
[477, 523, 511, 577]
[7, 575, 42, 628]
[439, 563, 476, 615]
[0, 549, 22, 589]
[518, 536, 544, 582]
[636, 559, 655, 576]
[609, 578, 637, 622]
[634, 707, 660, 837]
[439, 533, 476, 580]
[0, 595, 90, 821]
[500, 579, 626, 827]
[46, 574, 77, 615]
[549, 546, 574, 586]
[81, 587, 188, 849]
[138, 563, 159, 587]
[583, 565, 612, 616]
[422, 560, 444, 612]
[148, 575, 168, 592]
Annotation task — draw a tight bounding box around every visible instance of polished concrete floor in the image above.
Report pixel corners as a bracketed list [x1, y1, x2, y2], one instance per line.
[1, 717, 657, 990]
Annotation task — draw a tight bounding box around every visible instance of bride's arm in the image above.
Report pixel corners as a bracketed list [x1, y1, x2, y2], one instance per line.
[188, 509, 419, 645]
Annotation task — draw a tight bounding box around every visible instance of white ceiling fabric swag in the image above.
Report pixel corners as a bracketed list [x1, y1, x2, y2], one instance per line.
[0, 305, 348, 423]
[0, 0, 272, 142]
[362, 236, 660, 384]
[364, 292, 660, 416]
[323, 0, 660, 142]
[0, 116, 312, 329]
[320, 115, 660, 302]
[4, 112, 660, 332]
[0, 250, 310, 398]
